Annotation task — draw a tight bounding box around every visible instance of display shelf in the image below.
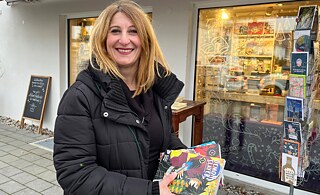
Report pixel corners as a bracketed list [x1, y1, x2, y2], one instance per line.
[234, 55, 273, 58]
[208, 91, 285, 105]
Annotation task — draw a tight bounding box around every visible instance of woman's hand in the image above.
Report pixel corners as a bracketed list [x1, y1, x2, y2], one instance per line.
[159, 172, 177, 195]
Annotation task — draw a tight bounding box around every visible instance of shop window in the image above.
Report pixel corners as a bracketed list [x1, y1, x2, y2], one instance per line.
[68, 17, 97, 86]
[195, 1, 320, 193]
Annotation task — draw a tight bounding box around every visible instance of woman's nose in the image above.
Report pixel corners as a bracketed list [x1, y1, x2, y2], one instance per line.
[119, 33, 130, 45]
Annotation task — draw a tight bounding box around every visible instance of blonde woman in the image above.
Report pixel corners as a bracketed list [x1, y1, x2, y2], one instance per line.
[54, 0, 186, 194]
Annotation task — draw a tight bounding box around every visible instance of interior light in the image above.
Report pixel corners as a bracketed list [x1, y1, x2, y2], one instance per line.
[277, 3, 283, 6]
[221, 9, 229, 19]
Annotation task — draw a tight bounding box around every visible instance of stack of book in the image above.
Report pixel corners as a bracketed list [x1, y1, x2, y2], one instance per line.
[154, 141, 225, 195]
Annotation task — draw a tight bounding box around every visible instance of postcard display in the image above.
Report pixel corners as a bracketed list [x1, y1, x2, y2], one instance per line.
[281, 5, 319, 187]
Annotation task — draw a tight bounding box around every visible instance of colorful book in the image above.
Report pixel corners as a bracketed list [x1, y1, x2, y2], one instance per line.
[155, 149, 225, 195]
[281, 153, 298, 186]
[295, 5, 317, 30]
[289, 74, 307, 98]
[283, 121, 302, 143]
[293, 30, 311, 52]
[248, 22, 264, 35]
[290, 52, 309, 75]
[285, 96, 304, 121]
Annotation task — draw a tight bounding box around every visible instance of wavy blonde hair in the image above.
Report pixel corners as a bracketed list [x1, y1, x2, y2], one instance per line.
[89, 0, 170, 96]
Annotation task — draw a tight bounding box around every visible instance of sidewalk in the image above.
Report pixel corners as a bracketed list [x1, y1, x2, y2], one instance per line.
[0, 123, 62, 195]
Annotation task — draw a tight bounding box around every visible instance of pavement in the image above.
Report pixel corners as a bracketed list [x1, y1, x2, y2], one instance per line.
[0, 122, 285, 195]
[0, 123, 62, 195]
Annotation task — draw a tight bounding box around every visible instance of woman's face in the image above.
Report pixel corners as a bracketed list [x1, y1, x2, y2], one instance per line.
[106, 12, 142, 69]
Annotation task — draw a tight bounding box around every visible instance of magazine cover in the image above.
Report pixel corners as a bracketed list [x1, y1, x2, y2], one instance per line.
[290, 52, 309, 75]
[282, 139, 300, 158]
[283, 121, 302, 142]
[281, 153, 298, 186]
[248, 22, 264, 35]
[293, 30, 311, 52]
[191, 141, 221, 158]
[285, 96, 304, 121]
[289, 74, 306, 98]
[296, 5, 317, 30]
[155, 149, 225, 195]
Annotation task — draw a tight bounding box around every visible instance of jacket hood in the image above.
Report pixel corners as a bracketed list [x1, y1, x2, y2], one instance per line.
[76, 61, 184, 106]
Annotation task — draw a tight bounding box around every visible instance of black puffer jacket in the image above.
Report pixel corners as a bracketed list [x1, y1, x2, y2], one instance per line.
[53, 63, 186, 195]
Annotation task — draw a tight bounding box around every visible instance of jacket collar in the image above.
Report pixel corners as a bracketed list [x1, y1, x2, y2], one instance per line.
[78, 60, 184, 107]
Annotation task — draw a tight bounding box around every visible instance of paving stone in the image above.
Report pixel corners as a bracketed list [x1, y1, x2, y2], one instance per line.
[42, 185, 63, 195]
[0, 162, 9, 169]
[8, 149, 29, 157]
[0, 137, 15, 144]
[0, 180, 25, 194]
[30, 148, 50, 156]
[8, 140, 26, 147]
[10, 172, 37, 184]
[0, 145, 18, 152]
[33, 158, 53, 168]
[9, 159, 33, 169]
[0, 189, 9, 195]
[25, 178, 53, 192]
[0, 151, 7, 157]
[50, 179, 60, 187]
[47, 164, 56, 172]
[36, 170, 57, 182]
[23, 164, 47, 175]
[17, 144, 37, 151]
[0, 174, 10, 184]
[41, 152, 53, 160]
[12, 188, 41, 195]
[0, 142, 5, 147]
[0, 166, 22, 177]
[20, 153, 42, 162]
[0, 154, 19, 163]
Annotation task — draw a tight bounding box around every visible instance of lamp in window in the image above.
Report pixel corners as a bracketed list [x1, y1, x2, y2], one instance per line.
[265, 7, 273, 16]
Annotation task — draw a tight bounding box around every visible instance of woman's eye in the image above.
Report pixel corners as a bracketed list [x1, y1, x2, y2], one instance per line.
[110, 29, 121, 34]
[129, 29, 138, 34]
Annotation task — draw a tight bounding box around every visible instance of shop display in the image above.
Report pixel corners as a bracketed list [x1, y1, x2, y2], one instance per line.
[196, 2, 320, 194]
[281, 5, 318, 187]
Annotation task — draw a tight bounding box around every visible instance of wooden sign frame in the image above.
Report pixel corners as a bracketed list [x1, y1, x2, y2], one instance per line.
[21, 75, 51, 134]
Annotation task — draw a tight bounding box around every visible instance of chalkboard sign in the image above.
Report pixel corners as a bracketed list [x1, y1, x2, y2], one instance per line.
[21, 75, 51, 133]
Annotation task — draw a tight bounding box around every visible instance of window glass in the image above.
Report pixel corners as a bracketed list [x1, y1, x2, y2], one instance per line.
[195, 2, 320, 193]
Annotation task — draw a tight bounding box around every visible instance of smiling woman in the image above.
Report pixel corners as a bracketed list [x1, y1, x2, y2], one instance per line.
[54, 1, 187, 195]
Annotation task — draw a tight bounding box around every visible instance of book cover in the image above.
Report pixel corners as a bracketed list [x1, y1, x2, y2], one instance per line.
[282, 139, 300, 157]
[286, 96, 304, 121]
[234, 23, 248, 35]
[283, 121, 302, 143]
[293, 30, 311, 52]
[290, 52, 309, 75]
[155, 149, 225, 195]
[248, 22, 264, 35]
[289, 74, 306, 98]
[190, 141, 221, 158]
[281, 153, 298, 186]
[296, 5, 317, 30]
